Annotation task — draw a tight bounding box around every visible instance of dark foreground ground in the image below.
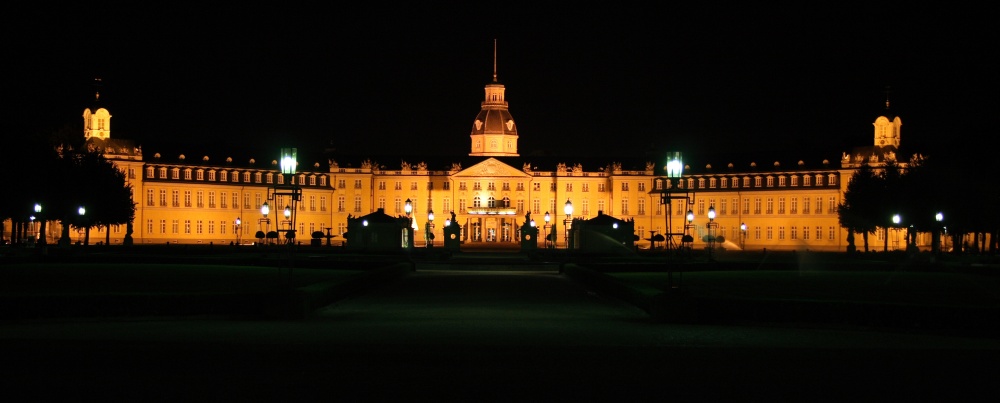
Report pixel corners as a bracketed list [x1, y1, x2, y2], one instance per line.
[1, 245, 998, 401]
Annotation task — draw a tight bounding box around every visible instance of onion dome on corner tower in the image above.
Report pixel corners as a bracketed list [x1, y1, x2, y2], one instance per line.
[469, 39, 519, 157]
[83, 77, 112, 141]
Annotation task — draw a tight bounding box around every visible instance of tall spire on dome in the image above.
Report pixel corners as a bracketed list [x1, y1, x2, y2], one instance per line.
[93, 77, 103, 102]
[469, 39, 518, 157]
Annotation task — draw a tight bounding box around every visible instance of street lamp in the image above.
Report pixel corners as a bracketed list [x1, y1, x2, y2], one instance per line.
[563, 199, 573, 249]
[426, 210, 435, 248]
[707, 206, 717, 260]
[892, 213, 901, 251]
[740, 222, 747, 250]
[284, 205, 292, 244]
[934, 212, 944, 254]
[261, 201, 271, 245]
[235, 217, 242, 245]
[78, 206, 87, 246]
[34, 203, 45, 246]
[543, 211, 551, 248]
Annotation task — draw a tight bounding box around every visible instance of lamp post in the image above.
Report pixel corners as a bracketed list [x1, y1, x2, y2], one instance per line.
[283, 205, 292, 244]
[934, 212, 944, 255]
[543, 211, 551, 248]
[707, 206, 717, 261]
[78, 206, 87, 246]
[740, 222, 747, 251]
[261, 201, 270, 245]
[563, 199, 573, 249]
[892, 213, 901, 251]
[34, 203, 45, 246]
[426, 210, 435, 248]
[235, 217, 242, 245]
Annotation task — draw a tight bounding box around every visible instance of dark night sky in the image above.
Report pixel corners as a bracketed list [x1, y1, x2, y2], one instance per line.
[6, 5, 996, 165]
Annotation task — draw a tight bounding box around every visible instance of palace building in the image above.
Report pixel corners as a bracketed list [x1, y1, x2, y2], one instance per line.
[12, 60, 927, 252]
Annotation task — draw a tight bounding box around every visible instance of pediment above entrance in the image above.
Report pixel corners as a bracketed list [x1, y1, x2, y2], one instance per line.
[452, 158, 529, 178]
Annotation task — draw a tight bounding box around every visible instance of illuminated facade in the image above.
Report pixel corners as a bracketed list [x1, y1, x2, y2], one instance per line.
[10, 67, 933, 252]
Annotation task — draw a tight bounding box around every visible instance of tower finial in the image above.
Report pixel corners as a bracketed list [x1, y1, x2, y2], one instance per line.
[493, 39, 497, 83]
[884, 85, 891, 110]
[94, 77, 103, 101]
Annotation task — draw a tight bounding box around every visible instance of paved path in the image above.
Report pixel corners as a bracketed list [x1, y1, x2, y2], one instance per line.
[2, 268, 998, 401]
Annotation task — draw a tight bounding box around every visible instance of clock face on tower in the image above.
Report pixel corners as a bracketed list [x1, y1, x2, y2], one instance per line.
[880, 139, 886, 145]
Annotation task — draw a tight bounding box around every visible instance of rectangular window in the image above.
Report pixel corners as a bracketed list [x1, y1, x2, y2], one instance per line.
[582, 183, 589, 192]
[829, 226, 836, 240]
[767, 226, 773, 240]
[533, 199, 540, 214]
[638, 182, 646, 192]
[354, 196, 362, 212]
[754, 226, 761, 240]
[378, 181, 386, 190]
[766, 198, 773, 214]
[310, 195, 316, 211]
[778, 176, 786, 187]
[598, 183, 606, 192]
[146, 189, 154, 206]
[338, 196, 345, 212]
[621, 199, 629, 215]
[790, 226, 797, 240]
[803, 227, 809, 240]
[184, 220, 191, 234]
[172, 190, 179, 207]
[828, 197, 837, 214]
[320, 196, 327, 212]
[790, 197, 797, 214]
[444, 182, 451, 190]
[147, 220, 153, 233]
[622, 182, 629, 191]
[816, 226, 823, 240]
[778, 197, 785, 214]
[161, 220, 166, 233]
[637, 198, 644, 215]
[778, 226, 785, 240]
[803, 197, 810, 214]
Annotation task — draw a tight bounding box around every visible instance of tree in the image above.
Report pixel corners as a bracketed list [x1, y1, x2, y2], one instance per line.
[838, 163, 880, 252]
[52, 149, 134, 246]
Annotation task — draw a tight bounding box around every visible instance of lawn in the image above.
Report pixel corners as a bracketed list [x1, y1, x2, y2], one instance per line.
[0, 263, 368, 295]
[609, 269, 1000, 308]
